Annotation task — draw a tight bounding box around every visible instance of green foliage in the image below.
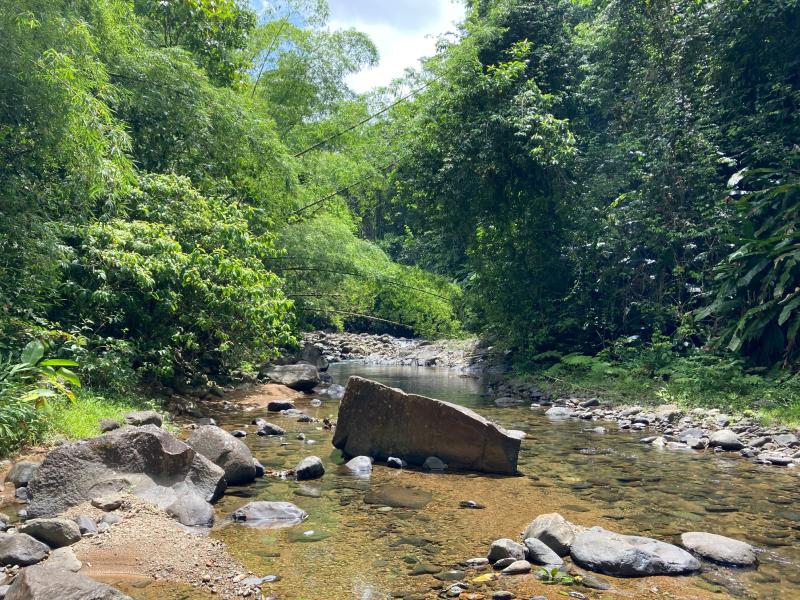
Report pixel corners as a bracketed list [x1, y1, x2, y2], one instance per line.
[63, 174, 295, 382]
[278, 214, 462, 337]
[0, 340, 81, 455]
[699, 164, 800, 364]
[537, 566, 579, 586]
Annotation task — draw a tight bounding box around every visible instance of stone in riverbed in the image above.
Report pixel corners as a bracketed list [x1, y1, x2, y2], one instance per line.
[166, 491, 215, 527]
[345, 456, 373, 475]
[91, 494, 123, 511]
[267, 401, 294, 412]
[423, 456, 447, 471]
[487, 539, 525, 564]
[387, 457, 407, 469]
[43, 547, 82, 572]
[26, 425, 225, 529]
[0, 534, 49, 567]
[6, 563, 131, 599]
[295, 456, 325, 480]
[545, 407, 574, 419]
[186, 425, 256, 485]
[523, 537, 563, 566]
[523, 513, 585, 557]
[262, 365, 320, 392]
[257, 422, 285, 436]
[332, 377, 521, 475]
[501, 560, 531, 575]
[708, 430, 744, 451]
[5, 462, 39, 488]
[571, 527, 700, 577]
[19, 519, 81, 548]
[680, 532, 757, 567]
[73, 516, 97, 536]
[231, 501, 307, 528]
[123, 410, 162, 427]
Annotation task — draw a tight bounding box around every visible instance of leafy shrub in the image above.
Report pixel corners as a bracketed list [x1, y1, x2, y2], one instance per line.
[0, 340, 81, 455]
[61, 174, 295, 383]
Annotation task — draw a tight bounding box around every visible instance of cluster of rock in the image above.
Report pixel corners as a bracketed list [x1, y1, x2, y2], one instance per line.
[487, 375, 800, 469]
[454, 512, 757, 597]
[301, 331, 482, 371]
[0, 494, 131, 599]
[536, 398, 800, 467]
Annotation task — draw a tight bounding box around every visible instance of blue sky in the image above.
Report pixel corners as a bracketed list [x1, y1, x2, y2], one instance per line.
[251, 1, 465, 92]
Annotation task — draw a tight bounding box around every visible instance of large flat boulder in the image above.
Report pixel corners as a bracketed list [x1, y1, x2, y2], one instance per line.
[332, 377, 521, 475]
[19, 519, 81, 548]
[26, 426, 226, 527]
[186, 426, 256, 485]
[523, 513, 586, 557]
[571, 527, 700, 577]
[6, 563, 132, 599]
[263, 364, 320, 391]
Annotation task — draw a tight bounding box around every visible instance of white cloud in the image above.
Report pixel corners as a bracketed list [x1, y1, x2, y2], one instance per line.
[329, 1, 465, 93]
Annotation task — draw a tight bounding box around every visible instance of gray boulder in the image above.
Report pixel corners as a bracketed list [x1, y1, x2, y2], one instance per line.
[344, 456, 373, 475]
[166, 491, 215, 528]
[186, 425, 256, 485]
[571, 527, 700, 577]
[231, 501, 307, 528]
[423, 456, 447, 471]
[332, 377, 521, 475]
[123, 410, 162, 427]
[5, 462, 39, 488]
[73, 516, 97, 536]
[99, 419, 120, 433]
[708, 430, 744, 451]
[263, 364, 320, 391]
[680, 532, 757, 567]
[26, 425, 225, 529]
[523, 537, 563, 566]
[487, 539, 525, 564]
[523, 513, 585, 557]
[501, 559, 531, 575]
[6, 564, 132, 599]
[0, 534, 49, 567]
[43, 547, 81, 572]
[545, 407, 574, 419]
[257, 422, 285, 436]
[295, 456, 325, 480]
[19, 519, 81, 548]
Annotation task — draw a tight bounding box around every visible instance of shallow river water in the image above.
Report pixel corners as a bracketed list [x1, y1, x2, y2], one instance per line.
[123, 364, 800, 600]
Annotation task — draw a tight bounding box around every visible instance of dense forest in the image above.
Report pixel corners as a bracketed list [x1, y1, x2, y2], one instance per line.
[1, 0, 799, 453]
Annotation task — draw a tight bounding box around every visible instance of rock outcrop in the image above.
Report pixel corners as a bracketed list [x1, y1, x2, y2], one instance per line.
[26, 425, 226, 527]
[332, 377, 521, 475]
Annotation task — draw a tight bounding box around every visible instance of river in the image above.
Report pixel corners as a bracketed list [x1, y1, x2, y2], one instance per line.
[123, 363, 800, 599]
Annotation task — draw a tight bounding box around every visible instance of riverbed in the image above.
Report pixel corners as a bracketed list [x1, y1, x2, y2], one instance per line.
[117, 363, 800, 600]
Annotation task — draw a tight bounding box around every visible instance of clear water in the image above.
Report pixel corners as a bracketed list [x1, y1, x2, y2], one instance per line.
[120, 364, 800, 600]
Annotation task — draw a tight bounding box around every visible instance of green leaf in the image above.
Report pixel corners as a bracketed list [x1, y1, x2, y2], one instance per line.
[38, 359, 80, 367]
[21, 340, 44, 366]
[21, 388, 57, 402]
